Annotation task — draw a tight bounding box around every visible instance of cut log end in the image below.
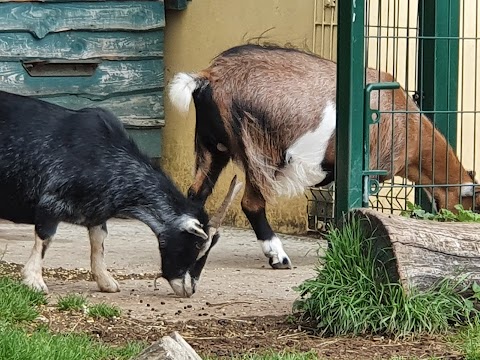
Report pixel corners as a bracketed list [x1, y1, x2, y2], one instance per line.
[352, 208, 480, 294]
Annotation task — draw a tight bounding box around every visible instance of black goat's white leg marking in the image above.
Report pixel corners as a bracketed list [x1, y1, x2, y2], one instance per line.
[89, 223, 120, 293]
[22, 233, 51, 293]
[243, 207, 292, 269]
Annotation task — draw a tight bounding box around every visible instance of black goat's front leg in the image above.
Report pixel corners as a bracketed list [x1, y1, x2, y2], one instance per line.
[89, 223, 120, 293]
[241, 180, 292, 269]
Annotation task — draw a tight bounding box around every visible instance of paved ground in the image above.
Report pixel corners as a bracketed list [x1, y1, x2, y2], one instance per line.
[0, 219, 324, 322]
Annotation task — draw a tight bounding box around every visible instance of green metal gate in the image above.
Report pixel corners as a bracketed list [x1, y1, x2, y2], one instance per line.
[307, 0, 480, 230]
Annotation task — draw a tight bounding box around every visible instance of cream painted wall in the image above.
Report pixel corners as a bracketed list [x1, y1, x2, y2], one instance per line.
[163, 1, 316, 234]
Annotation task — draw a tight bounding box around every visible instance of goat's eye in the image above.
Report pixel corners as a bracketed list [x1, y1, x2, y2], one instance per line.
[196, 242, 203, 250]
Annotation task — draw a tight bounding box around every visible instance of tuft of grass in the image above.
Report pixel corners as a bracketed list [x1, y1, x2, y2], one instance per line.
[88, 303, 122, 319]
[56, 293, 87, 312]
[453, 319, 480, 360]
[0, 277, 47, 323]
[0, 326, 143, 360]
[0, 277, 146, 359]
[294, 216, 478, 337]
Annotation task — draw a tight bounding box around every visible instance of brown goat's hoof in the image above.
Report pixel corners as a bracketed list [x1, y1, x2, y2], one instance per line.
[269, 257, 292, 269]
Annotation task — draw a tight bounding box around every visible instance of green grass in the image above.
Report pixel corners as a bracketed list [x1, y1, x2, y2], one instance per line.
[87, 303, 122, 319]
[0, 277, 47, 323]
[0, 277, 144, 359]
[57, 294, 121, 319]
[294, 216, 478, 337]
[453, 319, 480, 360]
[0, 325, 143, 360]
[56, 293, 87, 312]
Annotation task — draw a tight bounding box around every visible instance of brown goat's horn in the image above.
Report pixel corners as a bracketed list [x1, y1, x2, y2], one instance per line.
[208, 175, 243, 231]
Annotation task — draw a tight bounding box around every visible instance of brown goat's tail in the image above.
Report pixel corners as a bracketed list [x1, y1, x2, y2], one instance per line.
[168, 72, 207, 114]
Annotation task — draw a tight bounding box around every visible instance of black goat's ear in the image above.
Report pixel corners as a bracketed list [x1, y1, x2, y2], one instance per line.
[182, 218, 208, 240]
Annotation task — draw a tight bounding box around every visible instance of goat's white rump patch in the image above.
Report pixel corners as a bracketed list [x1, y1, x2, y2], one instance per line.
[259, 236, 292, 269]
[169, 271, 196, 297]
[168, 72, 198, 114]
[273, 102, 336, 197]
[461, 182, 476, 197]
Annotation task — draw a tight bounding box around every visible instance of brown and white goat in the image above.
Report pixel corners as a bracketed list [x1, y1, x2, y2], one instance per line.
[168, 44, 480, 269]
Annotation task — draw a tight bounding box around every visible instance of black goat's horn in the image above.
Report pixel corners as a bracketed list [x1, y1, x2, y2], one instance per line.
[208, 175, 243, 231]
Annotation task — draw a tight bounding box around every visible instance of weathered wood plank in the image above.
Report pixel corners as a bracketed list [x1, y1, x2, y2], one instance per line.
[0, 2, 165, 39]
[165, 0, 189, 10]
[0, 0, 161, 2]
[0, 31, 163, 60]
[0, 59, 164, 97]
[38, 92, 165, 128]
[127, 128, 163, 158]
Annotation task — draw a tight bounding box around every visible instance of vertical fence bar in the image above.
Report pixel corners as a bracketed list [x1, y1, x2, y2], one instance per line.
[415, 0, 460, 211]
[334, 0, 366, 222]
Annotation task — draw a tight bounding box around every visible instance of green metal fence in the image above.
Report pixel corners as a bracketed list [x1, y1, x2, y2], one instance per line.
[307, 0, 480, 231]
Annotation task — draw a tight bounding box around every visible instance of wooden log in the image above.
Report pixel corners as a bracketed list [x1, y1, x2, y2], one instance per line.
[134, 331, 202, 360]
[352, 208, 480, 293]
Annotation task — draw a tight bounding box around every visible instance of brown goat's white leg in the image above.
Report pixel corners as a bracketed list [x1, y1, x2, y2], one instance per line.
[241, 180, 292, 269]
[22, 232, 51, 293]
[89, 223, 120, 293]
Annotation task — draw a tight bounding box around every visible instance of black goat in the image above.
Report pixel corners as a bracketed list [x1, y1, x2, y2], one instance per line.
[0, 91, 241, 297]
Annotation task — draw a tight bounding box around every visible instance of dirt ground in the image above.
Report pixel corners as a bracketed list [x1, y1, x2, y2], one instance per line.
[0, 219, 460, 359]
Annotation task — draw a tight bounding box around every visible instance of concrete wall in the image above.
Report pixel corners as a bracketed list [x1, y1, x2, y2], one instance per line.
[163, 0, 316, 234]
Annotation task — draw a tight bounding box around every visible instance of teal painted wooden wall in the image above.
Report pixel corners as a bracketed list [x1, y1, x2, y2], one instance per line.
[165, 0, 190, 11]
[0, 0, 165, 157]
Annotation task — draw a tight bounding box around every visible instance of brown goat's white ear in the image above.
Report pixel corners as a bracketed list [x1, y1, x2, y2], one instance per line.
[182, 218, 208, 240]
[217, 143, 228, 152]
